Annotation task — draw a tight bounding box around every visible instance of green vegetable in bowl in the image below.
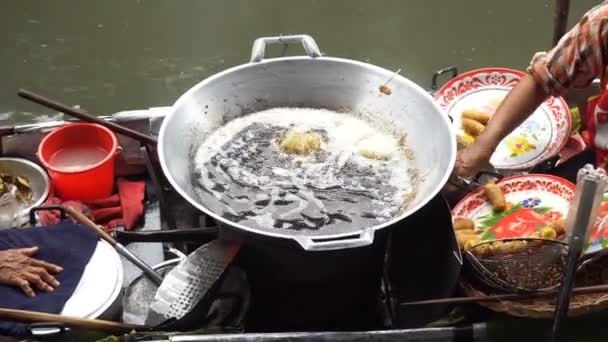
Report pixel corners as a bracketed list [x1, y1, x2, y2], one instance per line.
[0, 173, 33, 203]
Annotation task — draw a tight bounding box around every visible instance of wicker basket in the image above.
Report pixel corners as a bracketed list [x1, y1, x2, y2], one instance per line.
[461, 253, 608, 318]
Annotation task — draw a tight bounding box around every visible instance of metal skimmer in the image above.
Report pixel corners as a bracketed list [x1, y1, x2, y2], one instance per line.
[145, 239, 241, 326]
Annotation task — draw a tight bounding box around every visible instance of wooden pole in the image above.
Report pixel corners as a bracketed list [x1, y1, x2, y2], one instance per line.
[0, 308, 146, 334]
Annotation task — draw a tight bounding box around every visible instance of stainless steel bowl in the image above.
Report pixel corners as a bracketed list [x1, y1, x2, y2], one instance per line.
[0, 158, 50, 226]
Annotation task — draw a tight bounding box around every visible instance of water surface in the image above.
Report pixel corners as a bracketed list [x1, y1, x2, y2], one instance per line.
[0, 0, 598, 124]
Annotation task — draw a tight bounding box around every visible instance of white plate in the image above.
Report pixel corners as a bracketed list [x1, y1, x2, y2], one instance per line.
[61, 240, 123, 319]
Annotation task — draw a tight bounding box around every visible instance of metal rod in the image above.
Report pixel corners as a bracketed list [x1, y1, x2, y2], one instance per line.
[551, 177, 597, 341]
[143, 144, 177, 230]
[115, 244, 164, 285]
[114, 227, 219, 245]
[400, 282, 608, 306]
[64, 206, 164, 285]
[552, 0, 570, 46]
[17, 88, 158, 145]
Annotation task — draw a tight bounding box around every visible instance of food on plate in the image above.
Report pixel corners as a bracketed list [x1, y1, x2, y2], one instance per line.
[462, 109, 491, 125]
[463, 238, 481, 250]
[456, 134, 475, 148]
[279, 129, 322, 155]
[457, 108, 492, 149]
[483, 182, 506, 211]
[549, 219, 566, 236]
[461, 118, 485, 136]
[454, 218, 475, 231]
[540, 226, 558, 239]
[0, 173, 33, 203]
[454, 175, 571, 256]
[456, 230, 479, 247]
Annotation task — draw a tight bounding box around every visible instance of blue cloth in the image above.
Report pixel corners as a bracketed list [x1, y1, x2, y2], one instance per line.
[0, 222, 98, 337]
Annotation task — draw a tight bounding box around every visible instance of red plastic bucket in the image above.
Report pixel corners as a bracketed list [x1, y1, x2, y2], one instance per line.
[38, 123, 119, 202]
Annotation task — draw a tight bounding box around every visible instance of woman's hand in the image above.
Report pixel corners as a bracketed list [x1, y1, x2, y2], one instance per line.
[454, 142, 494, 178]
[0, 247, 63, 297]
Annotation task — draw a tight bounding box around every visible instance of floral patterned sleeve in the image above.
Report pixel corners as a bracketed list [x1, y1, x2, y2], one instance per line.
[527, 2, 608, 96]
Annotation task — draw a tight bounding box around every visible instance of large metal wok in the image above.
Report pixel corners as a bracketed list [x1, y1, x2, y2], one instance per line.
[158, 34, 456, 251]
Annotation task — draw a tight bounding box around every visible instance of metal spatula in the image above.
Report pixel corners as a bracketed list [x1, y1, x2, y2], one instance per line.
[145, 239, 241, 326]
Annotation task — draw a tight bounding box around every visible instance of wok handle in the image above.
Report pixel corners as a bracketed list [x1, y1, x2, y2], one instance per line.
[293, 228, 374, 251]
[430, 65, 458, 95]
[250, 34, 321, 63]
[113, 227, 219, 245]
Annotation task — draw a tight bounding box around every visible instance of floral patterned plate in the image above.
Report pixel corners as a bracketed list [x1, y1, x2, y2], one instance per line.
[452, 174, 575, 243]
[435, 68, 571, 170]
[586, 193, 608, 254]
[557, 133, 586, 166]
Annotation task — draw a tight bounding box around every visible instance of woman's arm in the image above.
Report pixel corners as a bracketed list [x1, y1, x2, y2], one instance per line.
[454, 2, 608, 177]
[478, 75, 549, 152]
[454, 75, 549, 177]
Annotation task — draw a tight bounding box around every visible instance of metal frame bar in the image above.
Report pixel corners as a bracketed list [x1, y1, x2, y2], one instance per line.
[553, 0, 571, 46]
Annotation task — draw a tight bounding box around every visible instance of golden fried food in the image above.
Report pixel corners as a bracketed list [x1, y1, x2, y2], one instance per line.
[462, 109, 491, 125]
[456, 231, 480, 247]
[461, 118, 485, 136]
[540, 226, 558, 239]
[456, 134, 475, 148]
[472, 242, 495, 255]
[549, 220, 566, 236]
[483, 182, 506, 212]
[495, 240, 527, 252]
[454, 218, 475, 231]
[279, 130, 322, 156]
[379, 84, 392, 95]
[471, 240, 534, 256]
[359, 148, 389, 160]
[463, 238, 481, 251]
[357, 134, 397, 160]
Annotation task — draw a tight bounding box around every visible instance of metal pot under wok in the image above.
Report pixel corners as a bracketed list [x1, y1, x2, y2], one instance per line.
[158, 34, 456, 251]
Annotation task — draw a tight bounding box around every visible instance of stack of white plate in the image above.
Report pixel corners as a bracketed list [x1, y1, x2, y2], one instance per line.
[61, 240, 123, 319]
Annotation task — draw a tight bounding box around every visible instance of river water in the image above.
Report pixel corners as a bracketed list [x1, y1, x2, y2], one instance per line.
[0, 0, 598, 124]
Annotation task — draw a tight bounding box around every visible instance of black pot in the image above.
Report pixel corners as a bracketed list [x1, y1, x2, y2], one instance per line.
[387, 194, 462, 328]
[233, 229, 388, 332]
[228, 193, 461, 332]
